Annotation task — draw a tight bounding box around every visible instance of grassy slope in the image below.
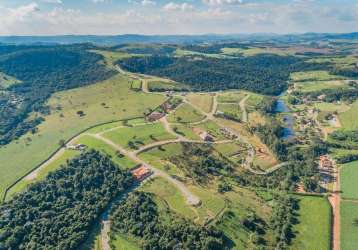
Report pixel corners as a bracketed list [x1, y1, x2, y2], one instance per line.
[0, 72, 21, 88]
[167, 103, 206, 123]
[290, 195, 331, 250]
[0, 73, 165, 200]
[295, 80, 348, 92]
[341, 201, 358, 250]
[290, 70, 345, 82]
[340, 161, 358, 200]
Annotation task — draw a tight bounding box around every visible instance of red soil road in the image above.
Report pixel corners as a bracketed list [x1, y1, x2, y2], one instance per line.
[328, 165, 340, 250]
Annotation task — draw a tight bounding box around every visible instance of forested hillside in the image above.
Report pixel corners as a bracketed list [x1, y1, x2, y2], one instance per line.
[0, 150, 133, 250]
[117, 55, 328, 95]
[0, 45, 115, 145]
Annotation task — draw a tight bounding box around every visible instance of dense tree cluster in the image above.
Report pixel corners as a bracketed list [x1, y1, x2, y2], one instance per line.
[0, 44, 116, 145]
[168, 142, 233, 184]
[328, 130, 358, 163]
[117, 54, 329, 95]
[0, 150, 133, 250]
[110, 192, 224, 250]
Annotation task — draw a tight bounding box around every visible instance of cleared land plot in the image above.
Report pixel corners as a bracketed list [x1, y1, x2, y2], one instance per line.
[315, 102, 351, 113]
[295, 80, 348, 92]
[340, 161, 358, 200]
[341, 201, 358, 250]
[75, 135, 137, 169]
[167, 103, 206, 123]
[140, 177, 196, 220]
[308, 56, 358, 71]
[339, 101, 358, 130]
[217, 91, 247, 103]
[171, 124, 201, 140]
[214, 142, 246, 165]
[196, 120, 228, 140]
[290, 195, 331, 250]
[0, 74, 165, 200]
[175, 49, 232, 59]
[130, 79, 142, 90]
[290, 70, 345, 82]
[111, 234, 140, 250]
[186, 93, 213, 113]
[102, 122, 176, 150]
[6, 150, 80, 200]
[221, 47, 292, 57]
[148, 80, 189, 92]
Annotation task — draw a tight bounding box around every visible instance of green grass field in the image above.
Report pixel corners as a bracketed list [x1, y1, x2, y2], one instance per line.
[314, 102, 351, 113]
[0, 73, 166, 200]
[295, 80, 348, 92]
[130, 79, 142, 90]
[167, 103, 206, 123]
[140, 177, 196, 220]
[171, 124, 201, 140]
[340, 161, 358, 200]
[290, 71, 345, 82]
[196, 120, 227, 140]
[186, 93, 213, 113]
[341, 201, 358, 250]
[339, 101, 358, 130]
[6, 150, 80, 200]
[102, 122, 176, 149]
[221, 47, 292, 57]
[290, 195, 331, 250]
[111, 234, 140, 250]
[217, 103, 242, 119]
[175, 48, 232, 59]
[217, 91, 247, 103]
[148, 80, 189, 92]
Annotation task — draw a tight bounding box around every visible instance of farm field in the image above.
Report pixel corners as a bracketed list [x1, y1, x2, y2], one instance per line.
[217, 103, 242, 119]
[167, 103, 206, 123]
[290, 195, 331, 250]
[102, 122, 176, 149]
[340, 161, 358, 200]
[186, 93, 213, 113]
[314, 102, 351, 113]
[221, 47, 292, 56]
[339, 101, 358, 130]
[341, 201, 358, 250]
[0, 73, 165, 200]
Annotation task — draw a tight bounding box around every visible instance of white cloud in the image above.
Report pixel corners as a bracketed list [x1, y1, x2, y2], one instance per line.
[141, 0, 156, 6]
[163, 2, 194, 11]
[202, 0, 243, 6]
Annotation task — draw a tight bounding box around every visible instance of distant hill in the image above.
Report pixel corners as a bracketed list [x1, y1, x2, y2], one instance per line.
[0, 32, 358, 45]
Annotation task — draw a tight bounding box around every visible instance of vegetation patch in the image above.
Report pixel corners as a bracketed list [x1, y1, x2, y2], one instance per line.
[290, 70, 345, 82]
[102, 122, 176, 150]
[340, 161, 358, 199]
[290, 195, 331, 250]
[341, 200, 358, 250]
[148, 80, 190, 92]
[186, 93, 213, 113]
[167, 103, 206, 123]
[339, 101, 358, 130]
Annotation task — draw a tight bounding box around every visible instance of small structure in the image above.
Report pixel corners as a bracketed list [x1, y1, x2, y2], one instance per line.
[67, 144, 87, 151]
[147, 111, 165, 122]
[317, 94, 326, 101]
[319, 155, 332, 169]
[131, 165, 153, 181]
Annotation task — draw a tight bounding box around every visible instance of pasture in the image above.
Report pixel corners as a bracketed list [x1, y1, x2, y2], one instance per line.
[341, 201, 358, 250]
[0, 72, 20, 88]
[167, 103, 206, 123]
[0, 73, 165, 200]
[290, 195, 331, 250]
[102, 122, 176, 149]
[186, 93, 213, 113]
[340, 161, 358, 200]
[148, 80, 189, 92]
[217, 103, 242, 120]
[339, 101, 358, 130]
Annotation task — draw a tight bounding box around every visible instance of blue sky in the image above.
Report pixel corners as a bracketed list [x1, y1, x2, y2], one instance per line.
[0, 0, 357, 35]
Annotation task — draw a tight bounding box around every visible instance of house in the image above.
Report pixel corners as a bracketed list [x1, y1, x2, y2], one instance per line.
[131, 165, 153, 181]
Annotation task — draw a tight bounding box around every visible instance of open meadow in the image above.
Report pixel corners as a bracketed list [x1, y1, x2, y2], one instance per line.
[339, 101, 358, 130]
[340, 161, 358, 200]
[341, 201, 358, 250]
[167, 103, 206, 123]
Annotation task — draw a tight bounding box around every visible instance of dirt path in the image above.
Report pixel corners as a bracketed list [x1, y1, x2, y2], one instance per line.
[142, 78, 149, 93]
[239, 95, 250, 123]
[328, 164, 341, 250]
[100, 220, 111, 250]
